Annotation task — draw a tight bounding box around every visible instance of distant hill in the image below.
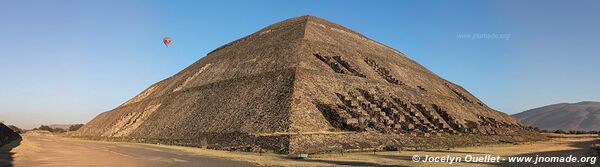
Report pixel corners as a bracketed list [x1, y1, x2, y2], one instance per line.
[512, 101, 600, 131]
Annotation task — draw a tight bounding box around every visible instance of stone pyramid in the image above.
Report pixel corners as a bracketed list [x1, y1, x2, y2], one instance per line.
[74, 16, 542, 153]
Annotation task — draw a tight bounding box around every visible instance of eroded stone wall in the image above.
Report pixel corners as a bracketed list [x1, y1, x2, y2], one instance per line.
[314, 88, 520, 136]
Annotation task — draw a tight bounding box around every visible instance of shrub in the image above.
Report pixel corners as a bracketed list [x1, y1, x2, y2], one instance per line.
[36, 125, 67, 133]
[69, 124, 84, 131]
[37, 125, 53, 131]
[554, 129, 566, 134]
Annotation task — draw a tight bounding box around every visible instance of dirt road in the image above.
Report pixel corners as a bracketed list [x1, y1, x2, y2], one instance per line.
[1, 132, 598, 167]
[0, 132, 255, 167]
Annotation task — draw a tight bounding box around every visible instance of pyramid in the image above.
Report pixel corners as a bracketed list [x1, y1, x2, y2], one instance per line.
[74, 16, 542, 153]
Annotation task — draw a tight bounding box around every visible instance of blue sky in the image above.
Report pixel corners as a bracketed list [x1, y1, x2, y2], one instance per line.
[1, 0, 598, 129]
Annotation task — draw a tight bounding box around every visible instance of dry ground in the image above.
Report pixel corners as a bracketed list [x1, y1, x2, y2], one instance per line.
[1, 132, 598, 167]
[0, 131, 254, 167]
[149, 134, 598, 167]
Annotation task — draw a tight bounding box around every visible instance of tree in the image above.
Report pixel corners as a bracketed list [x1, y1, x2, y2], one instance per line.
[36, 125, 62, 132]
[53, 128, 66, 133]
[69, 124, 84, 131]
[38, 125, 53, 131]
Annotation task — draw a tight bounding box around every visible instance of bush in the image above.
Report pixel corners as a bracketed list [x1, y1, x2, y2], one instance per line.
[35, 125, 66, 133]
[53, 128, 66, 133]
[69, 124, 84, 131]
[37, 125, 53, 131]
[554, 129, 566, 134]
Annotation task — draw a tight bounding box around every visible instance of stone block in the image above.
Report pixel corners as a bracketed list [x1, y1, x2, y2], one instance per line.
[369, 104, 378, 108]
[346, 118, 359, 124]
[406, 124, 415, 130]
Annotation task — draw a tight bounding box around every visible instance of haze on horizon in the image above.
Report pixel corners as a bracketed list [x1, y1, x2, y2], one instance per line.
[1, 0, 599, 129]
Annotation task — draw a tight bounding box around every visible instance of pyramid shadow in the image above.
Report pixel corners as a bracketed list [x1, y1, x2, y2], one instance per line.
[370, 152, 501, 166]
[370, 154, 415, 161]
[296, 159, 407, 167]
[425, 150, 486, 154]
[280, 156, 408, 167]
[0, 137, 21, 167]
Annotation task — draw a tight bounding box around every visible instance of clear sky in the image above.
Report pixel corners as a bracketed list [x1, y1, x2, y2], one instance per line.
[1, 0, 599, 129]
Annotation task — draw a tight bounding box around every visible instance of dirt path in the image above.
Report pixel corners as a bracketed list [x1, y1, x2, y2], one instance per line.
[0, 132, 255, 167]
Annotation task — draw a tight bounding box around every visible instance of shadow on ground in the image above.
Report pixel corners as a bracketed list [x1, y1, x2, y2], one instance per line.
[495, 139, 599, 167]
[281, 156, 408, 167]
[370, 153, 500, 166]
[0, 137, 22, 167]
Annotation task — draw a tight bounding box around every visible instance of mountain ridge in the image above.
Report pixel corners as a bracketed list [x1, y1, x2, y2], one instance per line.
[513, 101, 600, 131]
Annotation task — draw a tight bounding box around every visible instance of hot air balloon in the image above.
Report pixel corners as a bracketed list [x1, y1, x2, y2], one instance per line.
[163, 37, 172, 47]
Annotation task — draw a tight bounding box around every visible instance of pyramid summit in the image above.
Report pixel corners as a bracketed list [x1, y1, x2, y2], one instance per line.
[74, 16, 543, 153]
